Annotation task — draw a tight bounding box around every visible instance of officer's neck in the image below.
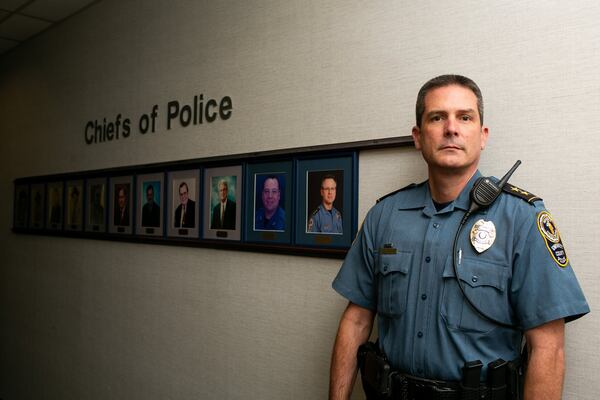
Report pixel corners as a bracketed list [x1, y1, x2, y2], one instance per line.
[427, 165, 477, 204]
[322, 202, 333, 211]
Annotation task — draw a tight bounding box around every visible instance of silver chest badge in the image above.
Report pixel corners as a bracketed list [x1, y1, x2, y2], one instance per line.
[470, 219, 496, 253]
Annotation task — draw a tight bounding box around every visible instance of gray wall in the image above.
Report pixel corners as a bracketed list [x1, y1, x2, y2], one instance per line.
[1, 1, 598, 399]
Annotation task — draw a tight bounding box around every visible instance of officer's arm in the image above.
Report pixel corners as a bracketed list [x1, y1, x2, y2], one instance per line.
[523, 318, 565, 400]
[329, 302, 375, 400]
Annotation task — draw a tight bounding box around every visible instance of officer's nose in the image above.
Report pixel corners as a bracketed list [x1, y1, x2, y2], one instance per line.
[444, 117, 459, 137]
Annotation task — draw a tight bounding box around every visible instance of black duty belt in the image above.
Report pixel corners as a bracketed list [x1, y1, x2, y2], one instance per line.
[358, 342, 522, 400]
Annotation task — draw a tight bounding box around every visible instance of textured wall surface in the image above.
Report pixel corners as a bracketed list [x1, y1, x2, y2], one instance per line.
[1, 0, 598, 399]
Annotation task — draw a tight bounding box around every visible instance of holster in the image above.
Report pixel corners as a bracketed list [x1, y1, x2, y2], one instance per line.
[357, 342, 395, 399]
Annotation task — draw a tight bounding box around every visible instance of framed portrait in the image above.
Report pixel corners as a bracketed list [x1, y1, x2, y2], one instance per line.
[167, 169, 200, 238]
[244, 161, 292, 244]
[65, 180, 84, 231]
[109, 176, 134, 234]
[13, 184, 29, 229]
[295, 155, 356, 247]
[203, 165, 242, 241]
[136, 172, 165, 237]
[46, 181, 64, 230]
[29, 183, 45, 230]
[85, 178, 107, 233]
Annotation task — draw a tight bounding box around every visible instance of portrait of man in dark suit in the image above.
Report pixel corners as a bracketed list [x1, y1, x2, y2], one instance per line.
[174, 181, 195, 228]
[210, 178, 236, 230]
[113, 184, 130, 226]
[141, 182, 160, 227]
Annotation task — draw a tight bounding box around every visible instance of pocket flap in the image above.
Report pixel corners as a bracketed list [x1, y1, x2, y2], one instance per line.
[378, 251, 411, 276]
[442, 256, 507, 291]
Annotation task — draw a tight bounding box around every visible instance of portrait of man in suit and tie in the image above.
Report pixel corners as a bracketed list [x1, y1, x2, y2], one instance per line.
[210, 178, 236, 230]
[174, 181, 195, 228]
[141, 182, 161, 227]
[113, 184, 130, 227]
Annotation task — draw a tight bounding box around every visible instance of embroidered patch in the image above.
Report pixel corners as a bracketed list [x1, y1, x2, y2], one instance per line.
[536, 211, 568, 267]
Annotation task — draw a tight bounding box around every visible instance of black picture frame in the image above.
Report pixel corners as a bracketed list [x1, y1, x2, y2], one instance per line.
[244, 161, 293, 244]
[167, 169, 200, 238]
[109, 176, 134, 234]
[203, 165, 242, 241]
[295, 155, 357, 248]
[136, 172, 165, 237]
[13, 136, 411, 257]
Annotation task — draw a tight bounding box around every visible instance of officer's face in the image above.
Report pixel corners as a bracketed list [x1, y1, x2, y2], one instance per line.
[320, 178, 337, 206]
[146, 186, 154, 203]
[218, 183, 228, 202]
[261, 178, 280, 212]
[118, 188, 126, 209]
[412, 85, 488, 174]
[179, 185, 189, 205]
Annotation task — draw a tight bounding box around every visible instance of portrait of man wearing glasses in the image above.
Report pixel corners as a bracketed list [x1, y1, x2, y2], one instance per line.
[308, 174, 343, 234]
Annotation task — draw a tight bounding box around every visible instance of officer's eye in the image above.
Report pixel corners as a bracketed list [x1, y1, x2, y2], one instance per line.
[430, 115, 442, 122]
[460, 114, 473, 121]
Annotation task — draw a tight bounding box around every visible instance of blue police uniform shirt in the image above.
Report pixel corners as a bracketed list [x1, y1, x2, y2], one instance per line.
[255, 206, 285, 231]
[308, 204, 343, 233]
[332, 171, 589, 381]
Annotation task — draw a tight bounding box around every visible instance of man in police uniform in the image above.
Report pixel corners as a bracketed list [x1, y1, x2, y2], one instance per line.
[329, 75, 589, 400]
[255, 175, 285, 231]
[308, 175, 343, 234]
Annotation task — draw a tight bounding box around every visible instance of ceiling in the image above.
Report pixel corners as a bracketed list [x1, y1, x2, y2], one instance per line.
[0, 0, 99, 57]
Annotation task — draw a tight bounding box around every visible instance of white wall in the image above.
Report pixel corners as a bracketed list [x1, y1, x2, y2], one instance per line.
[1, 0, 598, 399]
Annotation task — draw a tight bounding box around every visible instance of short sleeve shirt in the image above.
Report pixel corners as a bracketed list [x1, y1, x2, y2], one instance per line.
[332, 171, 589, 381]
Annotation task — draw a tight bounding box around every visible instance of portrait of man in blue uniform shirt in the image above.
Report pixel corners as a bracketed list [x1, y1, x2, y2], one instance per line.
[254, 175, 285, 231]
[308, 174, 343, 234]
[329, 75, 589, 400]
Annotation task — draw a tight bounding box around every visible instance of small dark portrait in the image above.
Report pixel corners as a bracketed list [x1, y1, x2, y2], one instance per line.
[48, 186, 63, 226]
[254, 174, 285, 232]
[89, 184, 105, 226]
[210, 177, 237, 230]
[15, 188, 29, 226]
[67, 185, 83, 226]
[30, 188, 44, 228]
[141, 181, 161, 227]
[113, 183, 130, 227]
[307, 171, 344, 234]
[174, 181, 195, 228]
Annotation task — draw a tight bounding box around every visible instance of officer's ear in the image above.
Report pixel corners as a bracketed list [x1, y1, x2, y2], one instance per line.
[480, 125, 489, 150]
[412, 126, 422, 150]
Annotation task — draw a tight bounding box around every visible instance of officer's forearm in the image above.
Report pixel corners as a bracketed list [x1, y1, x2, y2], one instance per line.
[523, 319, 565, 400]
[329, 302, 374, 400]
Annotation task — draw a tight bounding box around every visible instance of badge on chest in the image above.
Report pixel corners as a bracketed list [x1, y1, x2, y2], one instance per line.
[470, 219, 496, 253]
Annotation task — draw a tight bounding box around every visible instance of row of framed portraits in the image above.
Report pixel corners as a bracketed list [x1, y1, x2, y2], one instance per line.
[13, 155, 357, 249]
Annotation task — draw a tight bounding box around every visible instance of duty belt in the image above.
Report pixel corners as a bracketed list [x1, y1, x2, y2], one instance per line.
[358, 342, 523, 400]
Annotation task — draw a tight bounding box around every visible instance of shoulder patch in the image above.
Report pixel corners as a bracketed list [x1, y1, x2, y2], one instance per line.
[536, 211, 569, 268]
[502, 183, 542, 204]
[376, 183, 418, 203]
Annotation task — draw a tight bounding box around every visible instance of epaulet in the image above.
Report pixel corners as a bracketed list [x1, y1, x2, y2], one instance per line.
[311, 208, 319, 216]
[376, 183, 418, 203]
[502, 183, 542, 204]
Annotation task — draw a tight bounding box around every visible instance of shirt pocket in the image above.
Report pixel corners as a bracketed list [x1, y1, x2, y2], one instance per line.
[376, 251, 412, 318]
[441, 256, 511, 333]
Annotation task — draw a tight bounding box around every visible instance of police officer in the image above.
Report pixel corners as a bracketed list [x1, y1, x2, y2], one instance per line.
[255, 176, 285, 231]
[329, 75, 589, 400]
[308, 175, 343, 234]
